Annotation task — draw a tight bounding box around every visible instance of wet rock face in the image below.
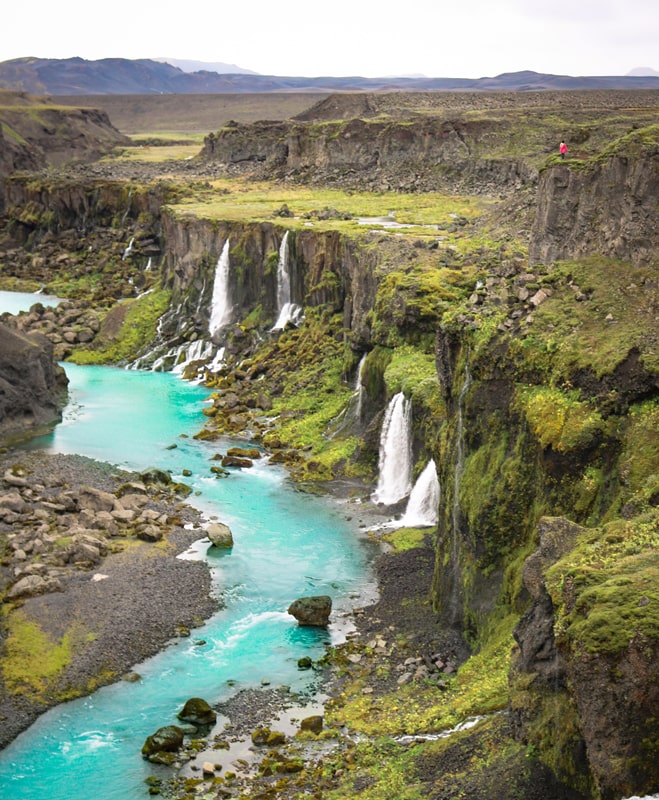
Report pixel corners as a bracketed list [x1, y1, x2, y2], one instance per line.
[0, 323, 68, 443]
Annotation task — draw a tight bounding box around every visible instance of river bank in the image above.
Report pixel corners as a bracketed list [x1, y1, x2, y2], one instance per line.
[0, 442, 467, 799]
[0, 449, 217, 750]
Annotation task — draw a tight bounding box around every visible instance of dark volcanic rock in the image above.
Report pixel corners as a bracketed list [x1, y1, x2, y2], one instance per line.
[287, 595, 332, 627]
[0, 323, 68, 442]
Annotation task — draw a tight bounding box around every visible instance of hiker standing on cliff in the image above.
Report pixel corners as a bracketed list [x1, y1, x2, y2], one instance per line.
[559, 140, 568, 159]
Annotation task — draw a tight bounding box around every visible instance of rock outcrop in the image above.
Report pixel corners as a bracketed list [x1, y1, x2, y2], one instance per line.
[200, 117, 536, 194]
[530, 130, 659, 267]
[510, 516, 659, 799]
[0, 323, 68, 443]
[0, 91, 130, 201]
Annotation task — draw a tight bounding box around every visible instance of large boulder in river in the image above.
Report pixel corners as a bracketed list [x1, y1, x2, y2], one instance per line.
[177, 697, 217, 727]
[141, 725, 184, 757]
[207, 522, 234, 548]
[288, 595, 332, 627]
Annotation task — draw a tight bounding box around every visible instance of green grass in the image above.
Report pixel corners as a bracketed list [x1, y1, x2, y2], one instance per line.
[68, 288, 171, 365]
[1, 612, 93, 700]
[511, 257, 658, 378]
[167, 182, 486, 233]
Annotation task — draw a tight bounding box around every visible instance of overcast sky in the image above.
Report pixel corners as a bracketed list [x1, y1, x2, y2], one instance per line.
[4, 0, 658, 78]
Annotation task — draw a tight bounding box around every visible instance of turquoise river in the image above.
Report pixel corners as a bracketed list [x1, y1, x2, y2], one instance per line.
[0, 360, 377, 799]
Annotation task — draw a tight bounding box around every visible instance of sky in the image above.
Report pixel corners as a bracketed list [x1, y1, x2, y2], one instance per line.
[4, 0, 658, 78]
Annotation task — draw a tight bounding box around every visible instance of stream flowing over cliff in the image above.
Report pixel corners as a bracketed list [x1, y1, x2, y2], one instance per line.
[0, 94, 657, 800]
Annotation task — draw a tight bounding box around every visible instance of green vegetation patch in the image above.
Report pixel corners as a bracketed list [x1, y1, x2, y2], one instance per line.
[255, 311, 367, 478]
[384, 345, 443, 415]
[382, 527, 430, 552]
[618, 398, 659, 505]
[512, 257, 657, 379]
[328, 610, 513, 738]
[545, 512, 659, 655]
[169, 182, 484, 234]
[1, 611, 93, 701]
[68, 288, 171, 365]
[515, 385, 606, 454]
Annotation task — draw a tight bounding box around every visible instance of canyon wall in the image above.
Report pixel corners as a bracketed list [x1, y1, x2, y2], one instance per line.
[0, 323, 68, 443]
[530, 133, 659, 267]
[200, 117, 536, 193]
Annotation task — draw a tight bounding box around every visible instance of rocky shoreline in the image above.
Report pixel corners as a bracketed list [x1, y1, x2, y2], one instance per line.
[0, 449, 217, 750]
[0, 441, 468, 798]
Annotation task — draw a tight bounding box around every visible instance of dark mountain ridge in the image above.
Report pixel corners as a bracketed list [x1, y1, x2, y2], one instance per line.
[2, 57, 659, 95]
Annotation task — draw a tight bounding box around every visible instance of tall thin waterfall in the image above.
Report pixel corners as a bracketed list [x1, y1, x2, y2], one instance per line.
[451, 365, 471, 539]
[400, 459, 440, 527]
[209, 240, 232, 335]
[272, 231, 303, 330]
[353, 353, 366, 423]
[447, 364, 472, 624]
[372, 392, 413, 505]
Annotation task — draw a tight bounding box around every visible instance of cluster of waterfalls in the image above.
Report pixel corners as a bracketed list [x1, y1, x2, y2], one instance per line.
[371, 391, 441, 528]
[158, 229, 444, 527]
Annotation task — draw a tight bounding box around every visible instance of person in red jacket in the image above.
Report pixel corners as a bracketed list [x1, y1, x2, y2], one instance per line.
[559, 140, 568, 159]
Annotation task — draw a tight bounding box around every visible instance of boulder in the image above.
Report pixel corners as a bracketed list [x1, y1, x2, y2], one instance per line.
[140, 467, 172, 485]
[141, 725, 184, 757]
[251, 727, 286, 746]
[77, 486, 116, 513]
[226, 446, 261, 459]
[299, 715, 323, 734]
[221, 455, 253, 468]
[177, 697, 217, 727]
[207, 522, 234, 548]
[7, 573, 61, 599]
[287, 595, 332, 627]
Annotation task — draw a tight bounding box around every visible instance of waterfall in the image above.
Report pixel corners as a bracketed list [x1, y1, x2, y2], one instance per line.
[372, 392, 413, 505]
[272, 231, 303, 330]
[452, 365, 471, 538]
[171, 339, 216, 374]
[447, 364, 472, 624]
[120, 188, 133, 225]
[353, 353, 366, 423]
[209, 240, 232, 335]
[399, 459, 440, 527]
[122, 237, 134, 261]
[325, 353, 367, 439]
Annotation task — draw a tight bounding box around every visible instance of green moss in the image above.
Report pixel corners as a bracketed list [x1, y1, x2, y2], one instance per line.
[1, 612, 93, 701]
[515, 385, 605, 454]
[545, 512, 659, 655]
[511, 257, 657, 378]
[509, 675, 591, 795]
[383, 527, 431, 552]
[68, 288, 171, 365]
[384, 345, 443, 415]
[618, 398, 659, 503]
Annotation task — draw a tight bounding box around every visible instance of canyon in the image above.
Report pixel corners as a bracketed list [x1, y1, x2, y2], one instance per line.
[0, 89, 657, 800]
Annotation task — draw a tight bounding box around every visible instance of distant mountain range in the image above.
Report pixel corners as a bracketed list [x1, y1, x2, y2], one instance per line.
[1, 57, 658, 95]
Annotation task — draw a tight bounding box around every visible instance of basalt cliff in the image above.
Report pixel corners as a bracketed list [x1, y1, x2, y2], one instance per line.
[0, 91, 657, 800]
